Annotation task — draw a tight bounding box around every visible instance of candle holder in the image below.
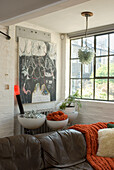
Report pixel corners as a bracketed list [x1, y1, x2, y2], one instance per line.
[14, 85, 24, 114]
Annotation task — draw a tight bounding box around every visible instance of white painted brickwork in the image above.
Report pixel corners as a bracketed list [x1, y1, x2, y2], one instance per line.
[0, 23, 114, 138]
[75, 101, 114, 124]
[0, 26, 14, 137]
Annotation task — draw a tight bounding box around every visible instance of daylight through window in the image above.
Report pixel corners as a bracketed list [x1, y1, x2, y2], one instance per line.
[70, 32, 114, 101]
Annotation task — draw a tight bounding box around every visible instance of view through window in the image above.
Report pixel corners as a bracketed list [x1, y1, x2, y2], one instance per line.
[70, 33, 114, 101]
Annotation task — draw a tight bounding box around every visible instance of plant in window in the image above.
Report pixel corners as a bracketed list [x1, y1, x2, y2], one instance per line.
[59, 90, 82, 123]
[59, 90, 82, 111]
[78, 11, 95, 64]
[78, 47, 94, 64]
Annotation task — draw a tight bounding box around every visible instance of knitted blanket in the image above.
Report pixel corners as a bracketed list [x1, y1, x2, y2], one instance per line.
[69, 122, 114, 170]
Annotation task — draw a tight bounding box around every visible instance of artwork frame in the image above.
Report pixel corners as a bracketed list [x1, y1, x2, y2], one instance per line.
[19, 37, 56, 104]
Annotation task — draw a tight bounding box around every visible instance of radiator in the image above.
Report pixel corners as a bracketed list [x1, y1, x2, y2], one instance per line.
[23, 108, 54, 135]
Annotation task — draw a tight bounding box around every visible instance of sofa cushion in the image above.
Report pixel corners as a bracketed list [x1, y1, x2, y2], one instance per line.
[107, 123, 114, 128]
[96, 128, 114, 158]
[35, 129, 86, 169]
[0, 135, 44, 170]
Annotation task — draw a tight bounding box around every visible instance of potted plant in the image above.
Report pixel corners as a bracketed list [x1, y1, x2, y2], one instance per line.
[59, 90, 82, 111]
[59, 90, 82, 123]
[78, 47, 94, 64]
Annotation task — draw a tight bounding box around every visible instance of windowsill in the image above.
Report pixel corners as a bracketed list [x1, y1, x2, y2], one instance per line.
[78, 99, 114, 105]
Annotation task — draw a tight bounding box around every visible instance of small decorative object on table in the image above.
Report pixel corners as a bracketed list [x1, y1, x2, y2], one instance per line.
[46, 111, 68, 130]
[18, 110, 46, 129]
[59, 90, 82, 124]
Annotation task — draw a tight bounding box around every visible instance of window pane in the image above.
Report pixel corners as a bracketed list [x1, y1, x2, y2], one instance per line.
[109, 79, 114, 100]
[70, 33, 114, 101]
[83, 36, 94, 49]
[109, 56, 114, 77]
[96, 57, 108, 77]
[71, 79, 81, 96]
[71, 59, 81, 78]
[110, 33, 114, 54]
[96, 35, 108, 56]
[82, 79, 93, 99]
[95, 79, 107, 100]
[82, 60, 94, 78]
[71, 39, 81, 58]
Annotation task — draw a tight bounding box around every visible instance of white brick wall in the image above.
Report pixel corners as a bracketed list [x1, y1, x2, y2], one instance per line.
[0, 23, 62, 137]
[74, 100, 114, 124]
[0, 26, 14, 137]
[0, 23, 113, 138]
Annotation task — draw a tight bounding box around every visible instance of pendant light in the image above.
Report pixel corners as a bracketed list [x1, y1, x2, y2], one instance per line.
[78, 11, 95, 64]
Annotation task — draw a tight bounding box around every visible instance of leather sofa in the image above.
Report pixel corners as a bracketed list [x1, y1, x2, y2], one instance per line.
[0, 129, 93, 170]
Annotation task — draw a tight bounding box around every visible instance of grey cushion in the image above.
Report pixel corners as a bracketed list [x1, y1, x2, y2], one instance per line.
[35, 129, 87, 169]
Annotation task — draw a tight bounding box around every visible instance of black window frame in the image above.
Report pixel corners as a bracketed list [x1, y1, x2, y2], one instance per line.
[70, 32, 114, 102]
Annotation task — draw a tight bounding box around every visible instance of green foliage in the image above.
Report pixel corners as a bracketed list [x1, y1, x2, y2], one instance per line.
[78, 48, 94, 64]
[110, 63, 114, 76]
[96, 64, 107, 77]
[99, 92, 107, 99]
[59, 90, 82, 110]
[93, 63, 114, 100]
[96, 63, 114, 84]
[59, 102, 66, 110]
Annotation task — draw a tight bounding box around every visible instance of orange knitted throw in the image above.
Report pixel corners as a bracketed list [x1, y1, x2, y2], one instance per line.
[69, 122, 114, 170]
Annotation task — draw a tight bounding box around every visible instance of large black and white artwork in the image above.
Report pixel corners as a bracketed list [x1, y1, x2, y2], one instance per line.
[19, 37, 56, 104]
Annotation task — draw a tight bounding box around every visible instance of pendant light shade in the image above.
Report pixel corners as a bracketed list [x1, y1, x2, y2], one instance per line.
[78, 11, 95, 64]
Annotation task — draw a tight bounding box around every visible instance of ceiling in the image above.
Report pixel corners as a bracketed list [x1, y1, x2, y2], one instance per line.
[1, 0, 114, 34]
[0, 0, 62, 22]
[0, 0, 89, 26]
[27, 0, 114, 33]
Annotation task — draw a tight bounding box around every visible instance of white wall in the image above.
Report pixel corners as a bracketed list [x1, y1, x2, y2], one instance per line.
[0, 23, 114, 138]
[0, 22, 63, 137]
[75, 100, 114, 124]
[0, 26, 15, 137]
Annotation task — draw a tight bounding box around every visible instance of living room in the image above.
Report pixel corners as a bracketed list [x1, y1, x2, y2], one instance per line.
[0, 0, 113, 137]
[0, 0, 114, 169]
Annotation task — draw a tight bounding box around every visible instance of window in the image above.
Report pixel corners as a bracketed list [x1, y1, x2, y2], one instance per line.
[70, 33, 114, 101]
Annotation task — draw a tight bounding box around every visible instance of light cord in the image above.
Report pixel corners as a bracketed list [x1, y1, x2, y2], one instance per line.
[85, 14, 88, 47]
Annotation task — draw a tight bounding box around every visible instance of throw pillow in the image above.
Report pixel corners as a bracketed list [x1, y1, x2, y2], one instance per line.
[96, 128, 114, 158]
[107, 123, 114, 128]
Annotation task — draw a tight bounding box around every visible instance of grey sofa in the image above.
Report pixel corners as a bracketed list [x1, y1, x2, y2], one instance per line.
[0, 129, 93, 170]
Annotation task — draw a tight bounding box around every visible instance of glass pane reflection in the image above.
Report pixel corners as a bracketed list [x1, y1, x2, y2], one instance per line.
[71, 39, 81, 58]
[96, 57, 108, 77]
[71, 59, 81, 78]
[82, 79, 93, 99]
[95, 79, 107, 100]
[71, 79, 81, 96]
[96, 35, 108, 56]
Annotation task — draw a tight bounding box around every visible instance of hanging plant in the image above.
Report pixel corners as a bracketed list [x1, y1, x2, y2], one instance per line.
[78, 47, 94, 64]
[78, 11, 94, 65]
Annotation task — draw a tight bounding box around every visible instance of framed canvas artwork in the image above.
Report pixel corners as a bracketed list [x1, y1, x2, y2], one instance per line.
[19, 37, 56, 104]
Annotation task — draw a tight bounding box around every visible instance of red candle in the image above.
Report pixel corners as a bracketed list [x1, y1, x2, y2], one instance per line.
[14, 85, 20, 95]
